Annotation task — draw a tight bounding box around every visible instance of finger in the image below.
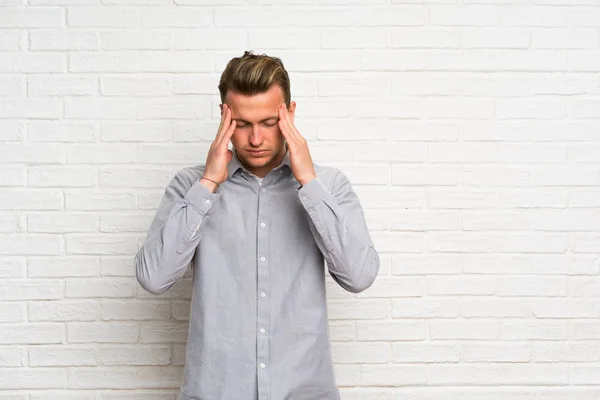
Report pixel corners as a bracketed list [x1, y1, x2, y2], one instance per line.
[219, 119, 236, 149]
[217, 104, 227, 136]
[280, 104, 302, 142]
[278, 107, 295, 146]
[284, 104, 304, 141]
[216, 107, 232, 143]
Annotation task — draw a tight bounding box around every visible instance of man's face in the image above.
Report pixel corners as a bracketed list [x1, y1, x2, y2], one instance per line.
[222, 85, 296, 178]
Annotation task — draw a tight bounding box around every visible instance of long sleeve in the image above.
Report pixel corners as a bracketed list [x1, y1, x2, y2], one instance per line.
[135, 172, 219, 295]
[298, 171, 380, 293]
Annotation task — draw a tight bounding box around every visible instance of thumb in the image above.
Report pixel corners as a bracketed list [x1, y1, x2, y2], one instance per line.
[226, 149, 233, 163]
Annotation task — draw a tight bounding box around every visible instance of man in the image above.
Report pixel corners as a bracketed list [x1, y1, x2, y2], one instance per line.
[135, 51, 380, 400]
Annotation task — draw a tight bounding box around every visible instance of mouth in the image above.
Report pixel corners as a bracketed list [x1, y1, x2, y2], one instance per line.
[246, 150, 267, 157]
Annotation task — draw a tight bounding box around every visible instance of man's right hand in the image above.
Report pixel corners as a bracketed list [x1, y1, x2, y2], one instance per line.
[200, 104, 236, 192]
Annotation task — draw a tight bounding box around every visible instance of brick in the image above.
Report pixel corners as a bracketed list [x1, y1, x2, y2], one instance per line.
[248, 30, 318, 49]
[502, 319, 568, 340]
[499, 6, 567, 27]
[140, 8, 211, 28]
[355, 6, 426, 26]
[392, 28, 458, 48]
[0, 323, 64, 344]
[99, 167, 177, 188]
[102, 300, 170, 320]
[103, 121, 171, 142]
[0, 368, 67, 389]
[29, 346, 99, 366]
[28, 74, 98, 96]
[332, 342, 390, 364]
[66, 278, 136, 298]
[430, 319, 500, 340]
[463, 343, 531, 362]
[0, 347, 24, 367]
[0, 98, 62, 119]
[139, 51, 212, 73]
[69, 52, 139, 73]
[28, 167, 97, 188]
[100, 76, 171, 96]
[429, 364, 568, 385]
[68, 7, 139, 28]
[101, 257, 135, 277]
[462, 298, 531, 318]
[103, 30, 173, 50]
[67, 144, 138, 164]
[460, 28, 529, 49]
[64, 97, 137, 120]
[28, 122, 99, 142]
[28, 257, 100, 278]
[30, 30, 99, 51]
[392, 298, 460, 318]
[357, 320, 427, 341]
[99, 213, 152, 233]
[321, 28, 390, 49]
[0, 235, 62, 256]
[100, 345, 171, 365]
[68, 322, 138, 343]
[67, 366, 183, 389]
[0, 189, 63, 211]
[393, 343, 460, 363]
[284, 51, 359, 72]
[359, 364, 428, 386]
[391, 120, 459, 141]
[0, 76, 23, 96]
[29, 301, 99, 322]
[429, 6, 498, 26]
[0, 258, 25, 278]
[392, 165, 458, 186]
[27, 212, 98, 233]
[371, 232, 425, 253]
[0, 53, 66, 73]
[66, 192, 137, 211]
[0, 302, 25, 323]
[355, 99, 421, 118]
[317, 120, 388, 140]
[0, 30, 22, 50]
[0, 8, 64, 28]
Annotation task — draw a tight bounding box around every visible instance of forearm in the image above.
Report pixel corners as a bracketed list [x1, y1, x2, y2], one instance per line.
[299, 175, 379, 293]
[135, 178, 218, 295]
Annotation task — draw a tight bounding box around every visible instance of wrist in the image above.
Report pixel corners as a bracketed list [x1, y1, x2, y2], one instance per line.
[199, 177, 218, 193]
[298, 173, 317, 187]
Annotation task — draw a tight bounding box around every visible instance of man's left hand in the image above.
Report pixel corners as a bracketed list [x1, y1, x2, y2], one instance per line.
[278, 103, 317, 186]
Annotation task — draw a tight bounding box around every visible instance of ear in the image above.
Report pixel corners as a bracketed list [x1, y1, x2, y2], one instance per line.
[288, 101, 296, 123]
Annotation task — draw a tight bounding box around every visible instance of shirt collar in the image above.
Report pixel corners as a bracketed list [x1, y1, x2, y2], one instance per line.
[227, 143, 291, 179]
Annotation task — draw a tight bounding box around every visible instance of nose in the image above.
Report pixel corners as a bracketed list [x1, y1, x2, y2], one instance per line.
[249, 125, 262, 147]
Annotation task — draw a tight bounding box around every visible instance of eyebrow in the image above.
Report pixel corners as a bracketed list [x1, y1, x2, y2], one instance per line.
[233, 116, 279, 124]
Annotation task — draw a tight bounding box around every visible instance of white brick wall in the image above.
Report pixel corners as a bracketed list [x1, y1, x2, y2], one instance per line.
[1, 1, 599, 399]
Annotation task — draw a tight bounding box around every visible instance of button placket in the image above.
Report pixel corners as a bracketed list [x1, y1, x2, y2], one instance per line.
[256, 181, 270, 399]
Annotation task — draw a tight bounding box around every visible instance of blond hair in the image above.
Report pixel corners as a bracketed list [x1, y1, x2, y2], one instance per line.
[218, 51, 291, 107]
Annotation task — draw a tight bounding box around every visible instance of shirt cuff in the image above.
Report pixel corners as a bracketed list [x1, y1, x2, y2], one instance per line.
[183, 180, 220, 215]
[298, 176, 330, 209]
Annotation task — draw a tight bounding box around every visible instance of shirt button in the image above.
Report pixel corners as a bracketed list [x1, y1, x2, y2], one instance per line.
[262, 188, 266, 193]
[260, 256, 266, 262]
[260, 328, 265, 334]
[260, 363, 266, 369]
[302, 196, 308, 202]
[205, 199, 211, 205]
[260, 222, 266, 228]
[260, 292, 266, 298]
